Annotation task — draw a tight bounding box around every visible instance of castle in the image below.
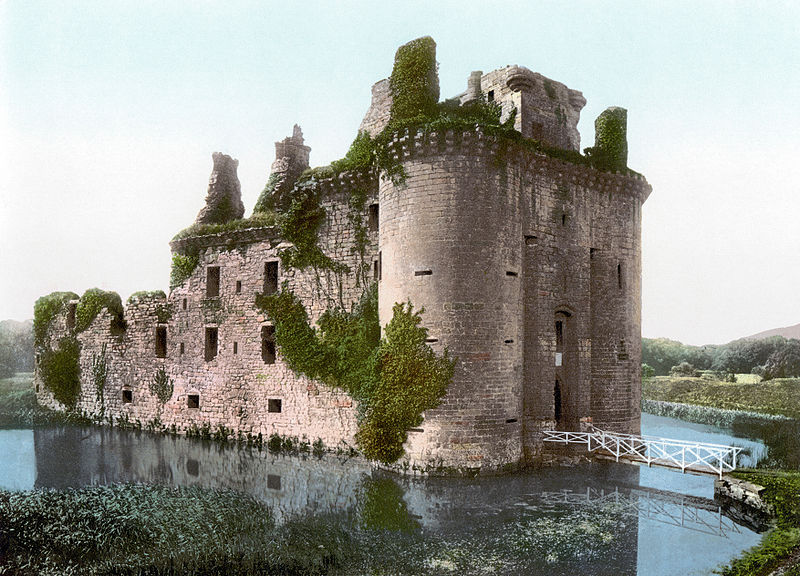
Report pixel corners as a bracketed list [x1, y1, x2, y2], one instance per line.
[34, 38, 651, 474]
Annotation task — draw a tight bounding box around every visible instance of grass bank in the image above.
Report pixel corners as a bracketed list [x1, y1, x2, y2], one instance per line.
[0, 484, 355, 575]
[722, 469, 800, 576]
[643, 375, 800, 419]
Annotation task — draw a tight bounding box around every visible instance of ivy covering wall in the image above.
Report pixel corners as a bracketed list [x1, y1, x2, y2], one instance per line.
[257, 285, 454, 463]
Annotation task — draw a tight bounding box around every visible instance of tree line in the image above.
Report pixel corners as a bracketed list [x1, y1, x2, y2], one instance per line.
[0, 319, 34, 378]
[642, 335, 800, 380]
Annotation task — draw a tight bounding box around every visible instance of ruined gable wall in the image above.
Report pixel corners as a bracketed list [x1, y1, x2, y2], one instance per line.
[36, 172, 379, 450]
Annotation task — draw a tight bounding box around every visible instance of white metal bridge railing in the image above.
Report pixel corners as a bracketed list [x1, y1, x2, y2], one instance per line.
[543, 426, 743, 478]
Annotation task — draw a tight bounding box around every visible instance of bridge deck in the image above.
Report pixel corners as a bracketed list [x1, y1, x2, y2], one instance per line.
[543, 427, 742, 478]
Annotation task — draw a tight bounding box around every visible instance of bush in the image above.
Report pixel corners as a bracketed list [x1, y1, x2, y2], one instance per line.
[170, 252, 200, 289]
[641, 363, 655, 378]
[257, 286, 454, 464]
[669, 361, 700, 377]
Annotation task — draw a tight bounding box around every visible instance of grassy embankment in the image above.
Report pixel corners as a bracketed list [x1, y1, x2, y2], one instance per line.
[722, 469, 800, 576]
[643, 375, 800, 419]
[0, 372, 93, 428]
[643, 375, 800, 574]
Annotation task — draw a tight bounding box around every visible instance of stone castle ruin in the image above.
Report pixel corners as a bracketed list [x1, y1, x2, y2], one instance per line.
[34, 38, 651, 474]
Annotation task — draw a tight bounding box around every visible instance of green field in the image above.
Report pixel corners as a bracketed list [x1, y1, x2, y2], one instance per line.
[643, 375, 800, 419]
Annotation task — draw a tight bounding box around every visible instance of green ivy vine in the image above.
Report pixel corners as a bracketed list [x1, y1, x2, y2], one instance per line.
[256, 283, 454, 464]
[75, 288, 126, 333]
[33, 291, 78, 347]
[39, 335, 82, 409]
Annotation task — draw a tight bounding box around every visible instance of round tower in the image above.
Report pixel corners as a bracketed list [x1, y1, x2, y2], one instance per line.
[378, 129, 525, 473]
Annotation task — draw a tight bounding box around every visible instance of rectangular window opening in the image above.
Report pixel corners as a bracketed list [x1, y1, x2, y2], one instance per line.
[233, 341, 238, 355]
[377, 251, 382, 281]
[268, 398, 282, 413]
[373, 259, 379, 281]
[368, 203, 379, 233]
[206, 266, 220, 297]
[122, 389, 132, 404]
[505, 418, 518, 424]
[590, 248, 597, 260]
[425, 338, 438, 343]
[504, 339, 514, 344]
[506, 271, 518, 277]
[555, 321, 564, 353]
[487, 90, 494, 102]
[66, 302, 77, 331]
[262, 325, 276, 364]
[235, 280, 242, 294]
[187, 394, 199, 409]
[409, 428, 424, 433]
[267, 474, 281, 490]
[618, 262, 623, 290]
[155, 326, 167, 358]
[182, 298, 187, 310]
[205, 327, 218, 361]
[186, 458, 199, 477]
[179, 342, 185, 355]
[561, 213, 567, 226]
[264, 261, 279, 295]
[414, 269, 433, 276]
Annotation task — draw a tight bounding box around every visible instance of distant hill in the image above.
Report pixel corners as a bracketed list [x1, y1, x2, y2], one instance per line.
[746, 322, 800, 341]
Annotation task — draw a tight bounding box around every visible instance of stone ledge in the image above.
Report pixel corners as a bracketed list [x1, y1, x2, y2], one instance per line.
[169, 225, 280, 254]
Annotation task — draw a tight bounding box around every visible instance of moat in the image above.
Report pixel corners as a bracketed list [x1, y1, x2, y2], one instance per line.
[3, 413, 796, 575]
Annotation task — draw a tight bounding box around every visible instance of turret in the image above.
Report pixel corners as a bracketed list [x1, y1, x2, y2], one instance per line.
[195, 152, 244, 225]
[256, 125, 311, 212]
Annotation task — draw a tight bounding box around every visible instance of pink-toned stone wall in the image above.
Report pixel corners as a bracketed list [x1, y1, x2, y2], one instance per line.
[377, 127, 650, 472]
[36, 172, 379, 450]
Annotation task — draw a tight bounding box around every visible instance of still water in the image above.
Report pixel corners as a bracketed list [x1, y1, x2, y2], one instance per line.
[1, 413, 792, 575]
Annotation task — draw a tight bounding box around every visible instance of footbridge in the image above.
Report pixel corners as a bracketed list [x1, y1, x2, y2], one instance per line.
[543, 426, 743, 478]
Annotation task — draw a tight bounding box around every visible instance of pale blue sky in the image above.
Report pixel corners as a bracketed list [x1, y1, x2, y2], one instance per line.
[1, 1, 799, 345]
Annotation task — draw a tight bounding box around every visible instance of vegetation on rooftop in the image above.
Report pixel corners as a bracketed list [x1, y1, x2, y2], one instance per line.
[33, 291, 78, 348]
[75, 288, 126, 334]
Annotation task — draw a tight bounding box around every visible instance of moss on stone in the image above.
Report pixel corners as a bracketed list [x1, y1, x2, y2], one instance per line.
[39, 335, 81, 409]
[33, 291, 78, 347]
[389, 36, 439, 122]
[75, 288, 125, 333]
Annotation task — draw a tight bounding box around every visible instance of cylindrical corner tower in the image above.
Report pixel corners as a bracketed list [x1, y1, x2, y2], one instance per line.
[378, 129, 525, 472]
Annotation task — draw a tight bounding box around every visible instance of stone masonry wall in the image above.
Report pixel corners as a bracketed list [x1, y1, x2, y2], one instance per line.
[378, 127, 650, 472]
[36, 171, 379, 451]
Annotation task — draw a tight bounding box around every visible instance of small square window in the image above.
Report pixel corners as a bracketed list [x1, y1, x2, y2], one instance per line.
[268, 398, 282, 413]
[267, 474, 281, 490]
[122, 389, 133, 404]
[186, 458, 199, 476]
[187, 394, 199, 409]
